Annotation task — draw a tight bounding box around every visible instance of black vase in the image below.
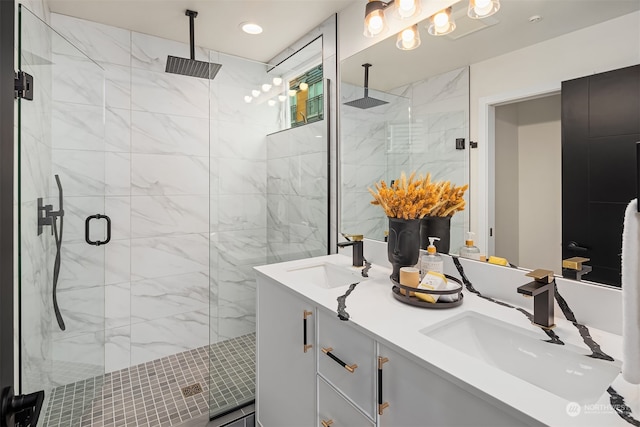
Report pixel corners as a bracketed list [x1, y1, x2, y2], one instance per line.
[420, 216, 451, 253]
[387, 217, 421, 282]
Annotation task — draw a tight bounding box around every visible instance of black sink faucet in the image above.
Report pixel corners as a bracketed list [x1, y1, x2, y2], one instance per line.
[337, 234, 364, 267]
[517, 269, 556, 329]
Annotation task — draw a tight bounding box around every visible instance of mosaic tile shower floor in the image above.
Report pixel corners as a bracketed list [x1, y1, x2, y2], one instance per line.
[41, 333, 256, 427]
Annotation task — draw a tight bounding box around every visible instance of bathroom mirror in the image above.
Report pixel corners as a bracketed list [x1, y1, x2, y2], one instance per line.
[339, 0, 640, 287]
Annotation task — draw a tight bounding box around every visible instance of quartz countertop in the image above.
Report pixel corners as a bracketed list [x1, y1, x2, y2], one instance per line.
[255, 253, 640, 427]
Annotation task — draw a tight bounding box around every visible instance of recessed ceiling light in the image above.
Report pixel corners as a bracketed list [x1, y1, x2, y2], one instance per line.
[240, 22, 263, 35]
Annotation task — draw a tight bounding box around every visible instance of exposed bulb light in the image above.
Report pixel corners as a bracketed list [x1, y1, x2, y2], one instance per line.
[251, 89, 260, 97]
[468, 0, 500, 19]
[363, 0, 388, 38]
[240, 22, 263, 35]
[272, 77, 283, 86]
[427, 7, 456, 36]
[268, 99, 276, 107]
[288, 89, 297, 97]
[395, 0, 420, 19]
[396, 24, 421, 50]
[244, 95, 252, 103]
[278, 95, 287, 102]
[262, 83, 272, 92]
[299, 82, 309, 91]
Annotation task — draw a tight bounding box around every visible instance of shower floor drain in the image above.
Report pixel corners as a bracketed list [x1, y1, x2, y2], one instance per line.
[181, 383, 203, 398]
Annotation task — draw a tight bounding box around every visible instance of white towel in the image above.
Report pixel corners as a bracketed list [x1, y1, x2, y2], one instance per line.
[622, 198, 640, 384]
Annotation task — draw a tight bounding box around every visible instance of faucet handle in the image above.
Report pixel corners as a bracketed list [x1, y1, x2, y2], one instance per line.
[342, 233, 363, 242]
[525, 269, 555, 283]
[562, 257, 590, 271]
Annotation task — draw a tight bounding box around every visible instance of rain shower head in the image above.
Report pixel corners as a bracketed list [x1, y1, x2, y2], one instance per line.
[343, 63, 388, 109]
[165, 10, 222, 80]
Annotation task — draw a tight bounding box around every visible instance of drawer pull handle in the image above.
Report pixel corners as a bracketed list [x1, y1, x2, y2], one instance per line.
[321, 347, 357, 373]
[303, 310, 312, 353]
[321, 420, 334, 427]
[378, 356, 390, 415]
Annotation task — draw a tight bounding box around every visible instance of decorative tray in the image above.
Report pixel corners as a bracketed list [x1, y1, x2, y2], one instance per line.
[391, 274, 464, 309]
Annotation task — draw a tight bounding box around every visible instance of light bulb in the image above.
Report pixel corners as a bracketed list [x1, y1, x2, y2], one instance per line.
[272, 77, 283, 86]
[251, 89, 260, 97]
[396, 24, 420, 50]
[288, 89, 297, 97]
[474, 0, 493, 16]
[244, 96, 252, 103]
[397, 0, 419, 19]
[368, 15, 384, 34]
[299, 82, 308, 91]
[468, 0, 500, 19]
[278, 95, 287, 102]
[240, 22, 263, 35]
[402, 28, 415, 43]
[434, 11, 449, 28]
[268, 100, 276, 107]
[262, 83, 272, 92]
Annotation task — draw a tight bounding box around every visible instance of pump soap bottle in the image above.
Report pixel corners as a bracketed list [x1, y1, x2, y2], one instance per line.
[459, 232, 481, 260]
[421, 237, 444, 274]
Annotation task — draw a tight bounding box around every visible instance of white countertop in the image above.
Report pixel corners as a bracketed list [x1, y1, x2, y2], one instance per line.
[255, 253, 640, 427]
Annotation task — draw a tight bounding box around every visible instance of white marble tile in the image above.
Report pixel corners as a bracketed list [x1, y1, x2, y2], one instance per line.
[131, 68, 209, 118]
[52, 53, 105, 106]
[106, 283, 130, 329]
[215, 121, 266, 159]
[410, 67, 469, 106]
[106, 240, 131, 286]
[218, 158, 266, 195]
[218, 282, 256, 341]
[290, 152, 327, 196]
[218, 194, 267, 231]
[52, 149, 105, 197]
[105, 326, 131, 373]
[131, 154, 209, 196]
[57, 241, 105, 291]
[52, 102, 104, 151]
[266, 157, 290, 195]
[130, 309, 209, 366]
[51, 13, 131, 66]
[215, 82, 280, 127]
[131, 195, 209, 238]
[131, 111, 209, 156]
[56, 196, 104, 243]
[51, 331, 104, 385]
[214, 52, 270, 89]
[53, 286, 105, 339]
[102, 62, 131, 109]
[105, 196, 131, 241]
[130, 233, 209, 281]
[105, 107, 131, 153]
[215, 229, 267, 268]
[131, 31, 208, 72]
[106, 152, 131, 196]
[131, 271, 209, 323]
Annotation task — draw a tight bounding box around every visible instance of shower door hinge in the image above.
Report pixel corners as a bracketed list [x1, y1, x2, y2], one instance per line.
[14, 71, 34, 101]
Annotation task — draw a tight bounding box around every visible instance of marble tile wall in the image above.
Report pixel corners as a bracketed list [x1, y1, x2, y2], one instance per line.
[340, 67, 469, 249]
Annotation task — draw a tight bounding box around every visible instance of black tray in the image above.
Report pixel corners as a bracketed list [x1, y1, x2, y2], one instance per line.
[391, 274, 464, 309]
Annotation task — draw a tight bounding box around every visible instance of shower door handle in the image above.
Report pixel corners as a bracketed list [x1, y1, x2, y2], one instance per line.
[85, 214, 111, 246]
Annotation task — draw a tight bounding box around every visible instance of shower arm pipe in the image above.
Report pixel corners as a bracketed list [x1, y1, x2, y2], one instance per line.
[637, 141, 639, 212]
[187, 10, 197, 60]
[363, 63, 371, 99]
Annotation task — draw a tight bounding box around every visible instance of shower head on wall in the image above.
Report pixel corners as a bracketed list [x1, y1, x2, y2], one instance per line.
[343, 63, 388, 109]
[165, 10, 222, 80]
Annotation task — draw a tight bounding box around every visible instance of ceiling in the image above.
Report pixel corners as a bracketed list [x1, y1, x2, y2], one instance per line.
[46, 0, 358, 63]
[341, 0, 640, 91]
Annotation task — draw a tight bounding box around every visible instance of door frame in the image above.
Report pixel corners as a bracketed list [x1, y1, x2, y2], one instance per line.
[476, 82, 560, 256]
[1, 0, 16, 394]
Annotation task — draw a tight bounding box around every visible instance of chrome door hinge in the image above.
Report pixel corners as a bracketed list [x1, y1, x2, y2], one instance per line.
[14, 71, 33, 100]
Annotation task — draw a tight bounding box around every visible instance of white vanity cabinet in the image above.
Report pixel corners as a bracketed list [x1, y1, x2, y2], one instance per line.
[256, 276, 316, 427]
[318, 376, 375, 427]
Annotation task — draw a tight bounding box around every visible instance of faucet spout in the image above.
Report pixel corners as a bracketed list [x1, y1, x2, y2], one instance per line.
[517, 269, 556, 329]
[337, 234, 364, 267]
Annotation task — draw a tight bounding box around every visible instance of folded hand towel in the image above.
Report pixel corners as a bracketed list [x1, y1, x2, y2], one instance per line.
[622, 199, 640, 384]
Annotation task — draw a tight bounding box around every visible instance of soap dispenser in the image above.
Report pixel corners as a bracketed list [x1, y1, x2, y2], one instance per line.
[459, 232, 481, 260]
[420, 237, 443, 274]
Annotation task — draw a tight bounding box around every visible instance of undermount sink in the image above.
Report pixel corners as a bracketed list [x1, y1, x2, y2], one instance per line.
[285, 262, 365, 289]
[420, 311, 621, 404]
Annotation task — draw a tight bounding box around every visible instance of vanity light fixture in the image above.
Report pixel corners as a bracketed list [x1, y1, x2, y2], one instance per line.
[427, 7, 456, 36]
[395, 0, 421, 19]
[288, 89, 297, 97]
[299, 82, 309, 91]
[467, 0, 500, 19]
[396, 24, 421, 50]
[278, 95, 287, 102]
[364, 0, 389, 37]
[267, 99, 276, 107]
[272, 77, 283, 86]
[244, 95, 252, 103]
[240, 22, 263, 35]
[262, 83, 272, 92]
[251, 89, 261, 97]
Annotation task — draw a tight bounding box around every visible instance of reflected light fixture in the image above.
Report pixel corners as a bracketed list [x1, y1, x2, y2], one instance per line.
[468, 0, 500, 19]
[272, 77, 283, 86]
[278, 95, 287, 102]
[251, 89, 261, 97]
[244, 95, 252, 103]
[299, 82, 309, 91]
[268, 99, 276, 107]
[396, 24, 420, 50]
[240, 22, 263, 35]
[363, 0, 388, 37]
[395, 0, 420, 19]
[288, 89, 297, 97]
[427, 7, 456, 36]
[262, 83, 272, 92]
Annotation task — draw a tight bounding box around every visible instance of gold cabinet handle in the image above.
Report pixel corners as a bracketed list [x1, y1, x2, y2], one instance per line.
[303, 310, 312, 353]
[378, 356, 390, 415]
[321, 347, 357, 373]
[321, 420, 334, 427]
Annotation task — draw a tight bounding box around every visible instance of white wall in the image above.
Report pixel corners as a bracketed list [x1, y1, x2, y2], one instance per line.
[470, 11, 640, 246]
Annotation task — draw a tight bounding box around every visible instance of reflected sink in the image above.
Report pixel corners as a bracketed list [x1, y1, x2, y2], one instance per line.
[286, 262, 365, 289]
[420, 311, 621, 404]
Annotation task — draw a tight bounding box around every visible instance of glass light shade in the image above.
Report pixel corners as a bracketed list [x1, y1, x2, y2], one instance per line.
[261, 83, 272, 92]
[363, 1, 387, 37]
[272, 77, 283, 86]
[244, 95, 252, 103]
[267, 99, 276, 107]
[468, 0, 500, 19]
[251, 89, 261, 97]
[288, 89, 297, 97]
[299, 82, 309, 91]
[396, 25, 421, 50]
[427, 8, 456, 36]
[278, 95, 287, 102]
[395, 0, 420, 19]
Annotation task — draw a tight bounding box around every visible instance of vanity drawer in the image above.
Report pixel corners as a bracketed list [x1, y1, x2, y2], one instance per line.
[318, 376, 375, 427]
[318, 310, 376, 418]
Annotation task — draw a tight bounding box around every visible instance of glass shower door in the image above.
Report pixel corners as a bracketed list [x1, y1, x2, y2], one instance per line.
[18, 5, 107, 425]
